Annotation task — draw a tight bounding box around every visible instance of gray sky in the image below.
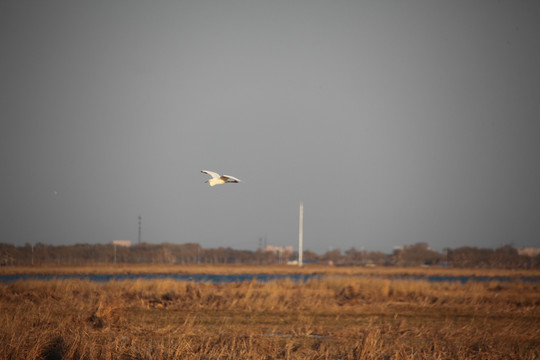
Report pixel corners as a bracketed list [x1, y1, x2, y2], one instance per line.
[2, 0, 539, 253]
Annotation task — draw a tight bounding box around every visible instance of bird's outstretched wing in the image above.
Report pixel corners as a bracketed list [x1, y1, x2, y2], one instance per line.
[201, 170, 221, 179]
[222, 175, 241, 182]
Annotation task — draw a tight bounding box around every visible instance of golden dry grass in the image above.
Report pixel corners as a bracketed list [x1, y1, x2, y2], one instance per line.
[1, 276, 539, 359]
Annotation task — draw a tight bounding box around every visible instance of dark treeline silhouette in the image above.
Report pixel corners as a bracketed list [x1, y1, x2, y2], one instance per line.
[1, 242, 539, 269]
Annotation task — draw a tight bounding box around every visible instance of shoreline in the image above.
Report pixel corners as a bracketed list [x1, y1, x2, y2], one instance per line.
[2, 263, 540, 278]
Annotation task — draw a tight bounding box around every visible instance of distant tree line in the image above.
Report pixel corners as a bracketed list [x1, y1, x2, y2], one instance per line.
[1, 242, 539, 269]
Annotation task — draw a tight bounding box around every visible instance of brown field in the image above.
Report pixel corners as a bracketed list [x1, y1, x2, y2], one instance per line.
[1, 266, 539, 359]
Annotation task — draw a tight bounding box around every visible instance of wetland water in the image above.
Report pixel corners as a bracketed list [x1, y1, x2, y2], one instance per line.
[0, 273, 538, 284]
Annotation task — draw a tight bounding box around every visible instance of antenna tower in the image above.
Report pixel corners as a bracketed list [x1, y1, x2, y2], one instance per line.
[138, 216, 142, 245]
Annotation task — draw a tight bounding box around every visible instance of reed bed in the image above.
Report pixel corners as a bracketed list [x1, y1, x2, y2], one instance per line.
[1, 277, 539, 359]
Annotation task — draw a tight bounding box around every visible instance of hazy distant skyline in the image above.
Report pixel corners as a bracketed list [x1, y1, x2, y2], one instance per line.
[1, 0, 539, 253]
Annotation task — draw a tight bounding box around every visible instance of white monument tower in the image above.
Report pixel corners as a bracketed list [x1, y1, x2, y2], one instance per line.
[299, 201, 303, 267]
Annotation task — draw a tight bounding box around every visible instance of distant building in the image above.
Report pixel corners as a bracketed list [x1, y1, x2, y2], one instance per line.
[394, 243, 433, 252]
[518, 248, 540, 257]
[112, 240, 132, 247]
[265, 245, 293, 256]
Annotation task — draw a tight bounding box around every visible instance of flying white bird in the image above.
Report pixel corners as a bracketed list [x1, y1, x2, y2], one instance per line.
[201, 170, 241, 186]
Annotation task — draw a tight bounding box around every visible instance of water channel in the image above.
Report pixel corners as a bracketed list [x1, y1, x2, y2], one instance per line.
[0, 273, 538, 284]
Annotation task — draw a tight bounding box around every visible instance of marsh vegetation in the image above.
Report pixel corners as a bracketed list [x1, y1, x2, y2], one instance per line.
[1, 267, 539, 359]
